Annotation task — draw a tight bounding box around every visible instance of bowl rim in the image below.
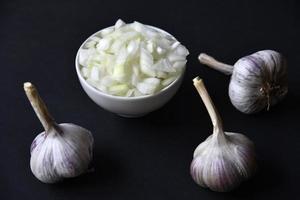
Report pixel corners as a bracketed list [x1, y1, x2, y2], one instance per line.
[75, 24, 186, 100]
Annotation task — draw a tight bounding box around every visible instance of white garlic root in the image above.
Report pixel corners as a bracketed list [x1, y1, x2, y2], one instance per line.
[198, 51, 288, 114]
[198, 53, 234, 75]
[190, 77, 256, 192]
[24, 82, 94, 183]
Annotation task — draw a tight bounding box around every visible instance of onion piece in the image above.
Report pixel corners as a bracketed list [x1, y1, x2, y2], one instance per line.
[127, 40, 140, 56]
[100, 27, 114, 37]
[108, 84, 129, 95]
[171, 41, 180, 49]
[146, 40, 155, 53]
[126, 89, 135, 97]
[115, 19, 125, 29]
[81, 67, 90, 78]
[175, 45, 189, 56]
[136, 78, 160, 95]
[173, 60, 187, 70]
[96, 38, 112, 51]
[140, 47, 156, 76]
[153, 59, 175, 72]
[90, 67, 100, 81]
[167, 53, 186, 62]
[79, 49, 92, 67]
[156, 46, 166, 55]
[162, 76, 177, 86]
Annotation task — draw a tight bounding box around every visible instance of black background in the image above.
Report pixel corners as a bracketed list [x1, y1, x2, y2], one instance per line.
[1, 0, 299, 199]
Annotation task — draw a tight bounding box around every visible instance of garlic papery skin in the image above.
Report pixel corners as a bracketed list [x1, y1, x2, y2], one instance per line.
[198, 50, 288, 114]
[190, 77, 256, 192]
[24, 82, 94, 183]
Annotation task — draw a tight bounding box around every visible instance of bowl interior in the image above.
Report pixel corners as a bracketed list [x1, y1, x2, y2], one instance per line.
[75, 24, 186, 100]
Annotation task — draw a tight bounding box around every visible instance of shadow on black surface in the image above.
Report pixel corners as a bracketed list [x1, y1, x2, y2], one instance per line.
[50, 149, 124, 190]
[270, 91, 300, 113]
[222, 159, 284, 198]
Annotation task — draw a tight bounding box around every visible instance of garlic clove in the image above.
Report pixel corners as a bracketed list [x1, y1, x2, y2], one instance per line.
[190, 77, 256, 192]
[24, 82, 94, 183]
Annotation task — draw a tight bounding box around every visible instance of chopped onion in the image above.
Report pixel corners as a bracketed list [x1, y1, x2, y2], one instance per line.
[173, 60, 187, 70]
[136, 78, 160, 95]
[140, 47, 155, 77]
[127, 40, 139, 56]
[79, 19, 189, 97]
[109, 84, 129, 95]
[153, 59, 175, 72]
[162, 76, 177, 86]
[115, 19, 125, 29]
[100, 27, 114, 36]
[96, 38, 112, 51]
[90, 67, 100, 81]
[81, 67, 90, 78]
[156, 46, 166, 55]
[146, 40, 155, 53]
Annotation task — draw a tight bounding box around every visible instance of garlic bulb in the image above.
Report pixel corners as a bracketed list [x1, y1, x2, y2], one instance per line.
[198, 50, 288, 114]
[190, 77, 256, 192]
[24, 82, 94, 183]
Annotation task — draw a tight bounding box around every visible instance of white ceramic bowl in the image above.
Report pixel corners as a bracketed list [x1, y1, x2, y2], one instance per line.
[75, 25, 186, 117]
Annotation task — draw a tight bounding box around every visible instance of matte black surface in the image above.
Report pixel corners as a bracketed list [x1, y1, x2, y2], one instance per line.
[1, 0, 299, 199]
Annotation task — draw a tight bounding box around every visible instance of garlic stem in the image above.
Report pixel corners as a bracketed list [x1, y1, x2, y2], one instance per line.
[198, 53, 234, 75]
[193, 77, 224, 134]
[24, 82, 57, 133]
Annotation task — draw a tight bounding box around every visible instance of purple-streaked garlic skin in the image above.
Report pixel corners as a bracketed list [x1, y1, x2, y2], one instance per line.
[30, 123, 94, 183]
[191, 78, 257, 192]
[24, 82, 94, 184]
[229, 50, 288, 114]
[190, 132, 256, 192]
[198, 50, 288, 114]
